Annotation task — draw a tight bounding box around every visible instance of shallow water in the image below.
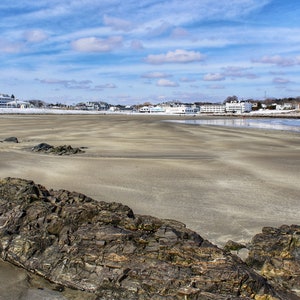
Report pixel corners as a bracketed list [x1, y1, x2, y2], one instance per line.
[169, 118, 300, 132]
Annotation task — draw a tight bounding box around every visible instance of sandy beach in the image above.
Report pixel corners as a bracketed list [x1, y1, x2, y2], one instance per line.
[0, 113, 299, 299]
[0, 114, 299, 246]
[0, 115, 300, 245]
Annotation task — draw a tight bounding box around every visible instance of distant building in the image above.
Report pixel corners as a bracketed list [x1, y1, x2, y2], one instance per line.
[6, 100, 30, 108]
[149, 106, 165, 113]
[0, 94, 14, 108]
[138, 106, 165, 113]
[200, 104, 226, 114]
[225, 101, 252, 113]
[85, 101, 109, 111]
[139, 106, 151, 113]
[163, 103, 190, 114]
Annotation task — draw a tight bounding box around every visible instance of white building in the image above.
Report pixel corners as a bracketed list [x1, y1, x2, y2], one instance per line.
[225, 101, 252, 113]
[139, 106, 151, 113]
[200, 104, 226, 114]
[139, 106, 166, 113]
[164, 104, 192, 114]
[6, 100, 30, 108]
[0, 94, 14, 108]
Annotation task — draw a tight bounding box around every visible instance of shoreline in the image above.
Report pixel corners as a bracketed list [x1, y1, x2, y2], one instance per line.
[0, 107, 299, 118]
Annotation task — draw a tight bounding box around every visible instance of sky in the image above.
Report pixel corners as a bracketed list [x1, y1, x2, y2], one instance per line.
[1, 0, 300, 105]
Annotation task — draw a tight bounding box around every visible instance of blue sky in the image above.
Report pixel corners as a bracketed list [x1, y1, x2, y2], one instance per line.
[1, 0, 300, 105]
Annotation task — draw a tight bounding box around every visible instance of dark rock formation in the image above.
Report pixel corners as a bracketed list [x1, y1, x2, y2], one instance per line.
[246, 225, 300, 294]
[31, 143, 84, 155]
[0, 177, 298, 299]
[3, 136, 19, 143]
[224, 240, 246, 252]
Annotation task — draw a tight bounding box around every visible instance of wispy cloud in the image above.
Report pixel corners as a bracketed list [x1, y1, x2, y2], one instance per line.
[145, 49, 205, 64]
[37, 78, 92, 89]
[72, 36, 123, 52]
[103, 15, 133, 32]
[272, 77, 291, 84]
[252, 55, 300, 67]
[130, 40, 144, 50]
[94, 83, 117, 89]
[170, 28, 190, 39]
[206, 84, 225, 89]
[23, 29, 49, 43]
[141, 72, 171, 79]
[222, 66, 258, 79]
[0, 39, 23, 53]
[179, 77, 196, 82]
[203, 73, 225, 81]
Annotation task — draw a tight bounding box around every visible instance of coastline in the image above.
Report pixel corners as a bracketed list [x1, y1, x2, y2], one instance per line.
[0, 107, 299, 118]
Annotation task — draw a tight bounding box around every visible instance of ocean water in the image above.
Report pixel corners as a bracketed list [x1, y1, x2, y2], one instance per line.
[170, 118, 300, 133]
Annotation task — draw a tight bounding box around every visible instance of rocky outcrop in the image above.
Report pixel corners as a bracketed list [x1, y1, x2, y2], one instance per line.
[0, 177, 298, 299]
[31, 143, 84, 155]
[246, 225, 300, 294]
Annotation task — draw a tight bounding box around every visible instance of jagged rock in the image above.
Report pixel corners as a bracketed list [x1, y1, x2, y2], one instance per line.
[0, 177, 298, 300]
[31, 143, 84, 155]
[3, 137, 19, 143]
[246, 225, 300, 293]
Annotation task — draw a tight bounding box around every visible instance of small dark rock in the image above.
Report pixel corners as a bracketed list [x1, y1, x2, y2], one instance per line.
[3, 137, 19, 143]
[32, 143, 54, 152]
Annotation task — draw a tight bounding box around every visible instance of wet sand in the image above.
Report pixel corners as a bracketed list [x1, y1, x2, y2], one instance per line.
[0, 114, 299, 245]
[0, 113, 299, 299]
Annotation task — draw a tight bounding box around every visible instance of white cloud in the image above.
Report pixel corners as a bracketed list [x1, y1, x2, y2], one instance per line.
[72, 36, 123, 52]
[24, 29, 48, 43]
[145, 49, 205, 64]
[203, 73, 225, 81]
[156, 79, 178, 87]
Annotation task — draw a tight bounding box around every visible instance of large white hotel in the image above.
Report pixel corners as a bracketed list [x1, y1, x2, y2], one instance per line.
[200, 101, 252, 114]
